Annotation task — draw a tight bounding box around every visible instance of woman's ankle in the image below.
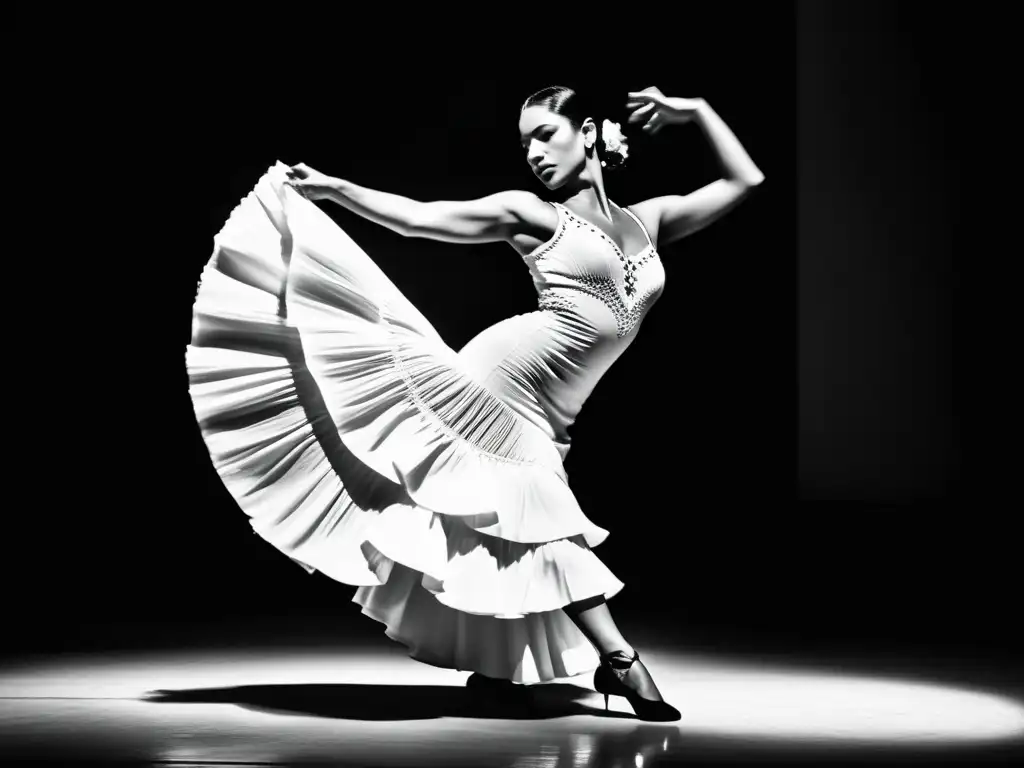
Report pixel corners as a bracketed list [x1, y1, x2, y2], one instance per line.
[599, 646, 637, 665]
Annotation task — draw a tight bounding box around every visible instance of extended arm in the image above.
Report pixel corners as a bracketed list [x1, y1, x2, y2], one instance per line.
[320, 177, 425, 238]
[410, 190, 544, 244]
[288, 165, 539, 245]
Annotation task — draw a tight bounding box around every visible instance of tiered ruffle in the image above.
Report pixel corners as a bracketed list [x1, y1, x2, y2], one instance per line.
[186, 163, 623, 681]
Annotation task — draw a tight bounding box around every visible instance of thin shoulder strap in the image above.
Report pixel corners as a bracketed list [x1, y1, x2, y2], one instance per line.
[623, 207, 656, 250]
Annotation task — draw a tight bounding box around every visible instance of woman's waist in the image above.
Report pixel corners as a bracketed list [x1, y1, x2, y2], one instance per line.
[534, 282, 655, 340]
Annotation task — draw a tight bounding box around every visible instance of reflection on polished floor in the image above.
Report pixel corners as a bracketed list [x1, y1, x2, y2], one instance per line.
[1, 632, 1023, 766]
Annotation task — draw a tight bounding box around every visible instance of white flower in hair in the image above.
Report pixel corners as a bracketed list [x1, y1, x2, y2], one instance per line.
[601, 119, 629, 167]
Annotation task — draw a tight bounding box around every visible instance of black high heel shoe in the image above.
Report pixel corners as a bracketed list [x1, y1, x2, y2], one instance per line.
[593, 649, 681, 722]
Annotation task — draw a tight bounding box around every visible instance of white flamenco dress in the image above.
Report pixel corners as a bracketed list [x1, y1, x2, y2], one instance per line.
[186, 162, 666, 683]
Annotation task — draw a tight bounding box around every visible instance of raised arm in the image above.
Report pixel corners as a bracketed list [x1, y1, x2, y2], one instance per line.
[624, 89, 765, 248]
[284, 163, 542, 245]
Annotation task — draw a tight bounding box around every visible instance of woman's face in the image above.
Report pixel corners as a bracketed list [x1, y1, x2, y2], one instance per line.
[518, 106, 589, 189]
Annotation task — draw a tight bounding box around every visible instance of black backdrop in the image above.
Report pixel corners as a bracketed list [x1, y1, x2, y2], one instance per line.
[8, 4, 1015, 674]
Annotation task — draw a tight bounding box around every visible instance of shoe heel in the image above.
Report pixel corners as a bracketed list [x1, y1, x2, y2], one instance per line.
[603, 693, 609, 710]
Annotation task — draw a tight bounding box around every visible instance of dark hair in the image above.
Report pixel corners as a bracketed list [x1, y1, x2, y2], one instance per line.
[520, 85, 629, 172]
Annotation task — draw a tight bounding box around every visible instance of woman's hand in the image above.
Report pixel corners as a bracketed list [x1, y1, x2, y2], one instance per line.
[283, 162, 335, 201]
[626, 87, 705, 134]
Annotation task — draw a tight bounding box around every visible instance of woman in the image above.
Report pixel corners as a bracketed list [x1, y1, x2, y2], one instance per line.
[187, 84, 763, 722]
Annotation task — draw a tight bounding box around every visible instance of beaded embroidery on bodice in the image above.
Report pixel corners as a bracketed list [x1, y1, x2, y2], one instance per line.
[525, 202, 665, 339]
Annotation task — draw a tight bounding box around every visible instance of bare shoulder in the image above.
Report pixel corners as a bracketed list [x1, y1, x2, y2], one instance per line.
[496, 190, 560, 257]
[495, 190, 555, 228]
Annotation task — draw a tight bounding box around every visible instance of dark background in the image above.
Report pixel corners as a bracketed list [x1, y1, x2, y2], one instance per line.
[9, 4, 1014, 678]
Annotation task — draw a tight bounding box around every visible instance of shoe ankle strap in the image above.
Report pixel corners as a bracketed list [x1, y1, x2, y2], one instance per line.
[601, 649, 639, 669]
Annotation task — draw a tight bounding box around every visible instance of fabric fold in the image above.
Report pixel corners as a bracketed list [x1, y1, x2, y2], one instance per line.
[185, 163, 622, 681]
[273, 163, 608, 547]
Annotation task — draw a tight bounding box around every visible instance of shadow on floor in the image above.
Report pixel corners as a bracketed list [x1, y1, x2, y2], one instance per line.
[143, 681, 637, 721]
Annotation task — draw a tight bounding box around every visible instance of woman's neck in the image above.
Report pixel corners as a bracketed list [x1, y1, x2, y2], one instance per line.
[561, 173, 613, 222]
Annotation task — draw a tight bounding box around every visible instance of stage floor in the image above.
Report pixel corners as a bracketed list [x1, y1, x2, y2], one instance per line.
[2, 620, 1022, 766]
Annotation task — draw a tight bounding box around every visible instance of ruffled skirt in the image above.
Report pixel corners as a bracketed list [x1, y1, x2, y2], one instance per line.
[185, 163, 623, 682]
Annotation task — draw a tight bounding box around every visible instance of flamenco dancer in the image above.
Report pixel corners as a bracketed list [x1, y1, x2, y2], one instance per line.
[187, 85, 764, 722]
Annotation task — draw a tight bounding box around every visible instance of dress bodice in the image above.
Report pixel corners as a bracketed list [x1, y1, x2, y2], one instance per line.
[466, 201, 667, 455]
[523, 202, 666, 340]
